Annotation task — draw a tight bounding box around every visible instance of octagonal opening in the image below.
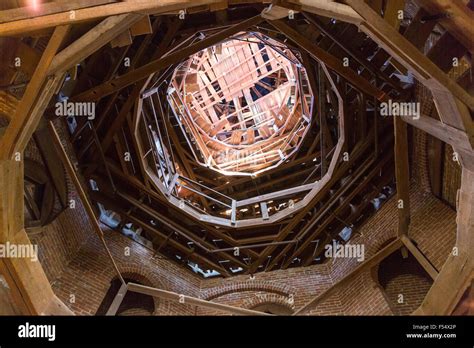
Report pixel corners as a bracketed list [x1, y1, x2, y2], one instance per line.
[167, 32, 313, 176]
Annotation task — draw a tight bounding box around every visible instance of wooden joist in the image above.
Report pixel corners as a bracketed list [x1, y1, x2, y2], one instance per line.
[268, 19, 386, 101]
[401, 115, 473, 154]
[0, 25, 70, 160]
[345, 0, 474, 112]
[128, 282, 272, 316]
[415, 0, 474, 55]
[72, 15, 264, 101]
[0, 0, 221, 36]
[48, 14, 143, 75]
[0, 0, 116, 24]
[400, 235, 439, 280]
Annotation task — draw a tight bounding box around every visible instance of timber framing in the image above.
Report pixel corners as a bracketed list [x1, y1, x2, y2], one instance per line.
[0, 0, 472, 317]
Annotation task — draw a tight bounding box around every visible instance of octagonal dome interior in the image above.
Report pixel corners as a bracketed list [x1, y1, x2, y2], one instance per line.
[167, 32, 313, 176]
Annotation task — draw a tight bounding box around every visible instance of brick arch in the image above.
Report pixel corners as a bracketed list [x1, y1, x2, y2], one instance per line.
[243, 293, 296, 313]
[110, 266, 169, 315]
[374, 251, 433, 315]
[203, 281, 294, 301]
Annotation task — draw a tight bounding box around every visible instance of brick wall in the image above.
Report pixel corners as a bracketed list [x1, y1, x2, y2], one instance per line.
[51, 229, 201, 315]
[194, 185, 456, 316]
[19, 157, 456, 317]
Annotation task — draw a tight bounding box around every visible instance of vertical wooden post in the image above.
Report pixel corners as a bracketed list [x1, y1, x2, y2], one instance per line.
[394, 116, 410, 236]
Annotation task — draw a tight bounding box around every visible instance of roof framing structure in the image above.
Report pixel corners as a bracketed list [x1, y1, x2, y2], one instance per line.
[0, 0, 472, 316]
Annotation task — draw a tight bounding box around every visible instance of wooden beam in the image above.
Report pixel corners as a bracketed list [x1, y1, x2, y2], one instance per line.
[0, 25, 70, 160]
[72, 15, 264, 101]
[0, 0, 221, 36]
[110, 29, 133, 48]
[345, 0, 474, 112]
[48, 121, 125, 284]
[293, 238, 403, 315]
[48, 14, 143, 75]
[414, 168, 474, 314]
[280, 0, 362, 25]
[431, 88, 474, 147]
[400, 115, 474, 154]
[400, 235, 439, 280]
[130, 15, 153, 36]
[0, 0, 117, 24]
[394, 117, 410, 236]
[267, 19, 386, 101]
[105, 282, 128, 316]
[127, 282, 272, 316]
[415, 0, 474, 55]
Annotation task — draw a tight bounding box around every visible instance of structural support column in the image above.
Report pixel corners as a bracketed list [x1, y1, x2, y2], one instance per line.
[0, 25, 73, 315]
[0, 159, 72, 315]
[415, 168, 474, 315]
[394, 116, 410, 236]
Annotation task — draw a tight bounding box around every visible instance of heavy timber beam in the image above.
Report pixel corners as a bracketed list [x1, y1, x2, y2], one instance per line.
[48, 122, 125, 284]
[278, 0, 362, 25]
[127, 282, 272, 316]
[414, 168, 474, 315]
[401, 115, 474, 154]
[267, 19, 386, 101]
[0, 0, 224, 36]
[394, 117, 410, 236]
[0, 0, 117, 24]
[415, 0, 474, 55]
[400, 235, 439, 280]
[293, 238, 403, 315]
[48, 13, 144, 75]
[344, 0, 474, 113]
[0, 26, 72, 315]
[246, 125, 382, 274]
[0, 26, 70, 159]
[72, 15, 265, 101]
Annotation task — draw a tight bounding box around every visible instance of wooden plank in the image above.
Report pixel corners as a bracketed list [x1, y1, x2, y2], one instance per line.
[72, 15, 264, 102]
[48, 14, 143, 75]
[400, 235, 439, 280]
[48, 121, 125, 284]
[0, 25, 70, 160]
[431, 88, 474, 146]
[110, 29, 133, 48]
[401, 8, 436, 51]
[0, 0, 117, 24]
[400, 115, 473, 154]
[394, 117, 410, 236]
[130, 15, 152, 36]
[128, 282, 272, 316]
[105, 283, 128, 316]
[0, 0, 220, 36]
[281, 0, 363, 25]
[293, 238, 403, 315]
